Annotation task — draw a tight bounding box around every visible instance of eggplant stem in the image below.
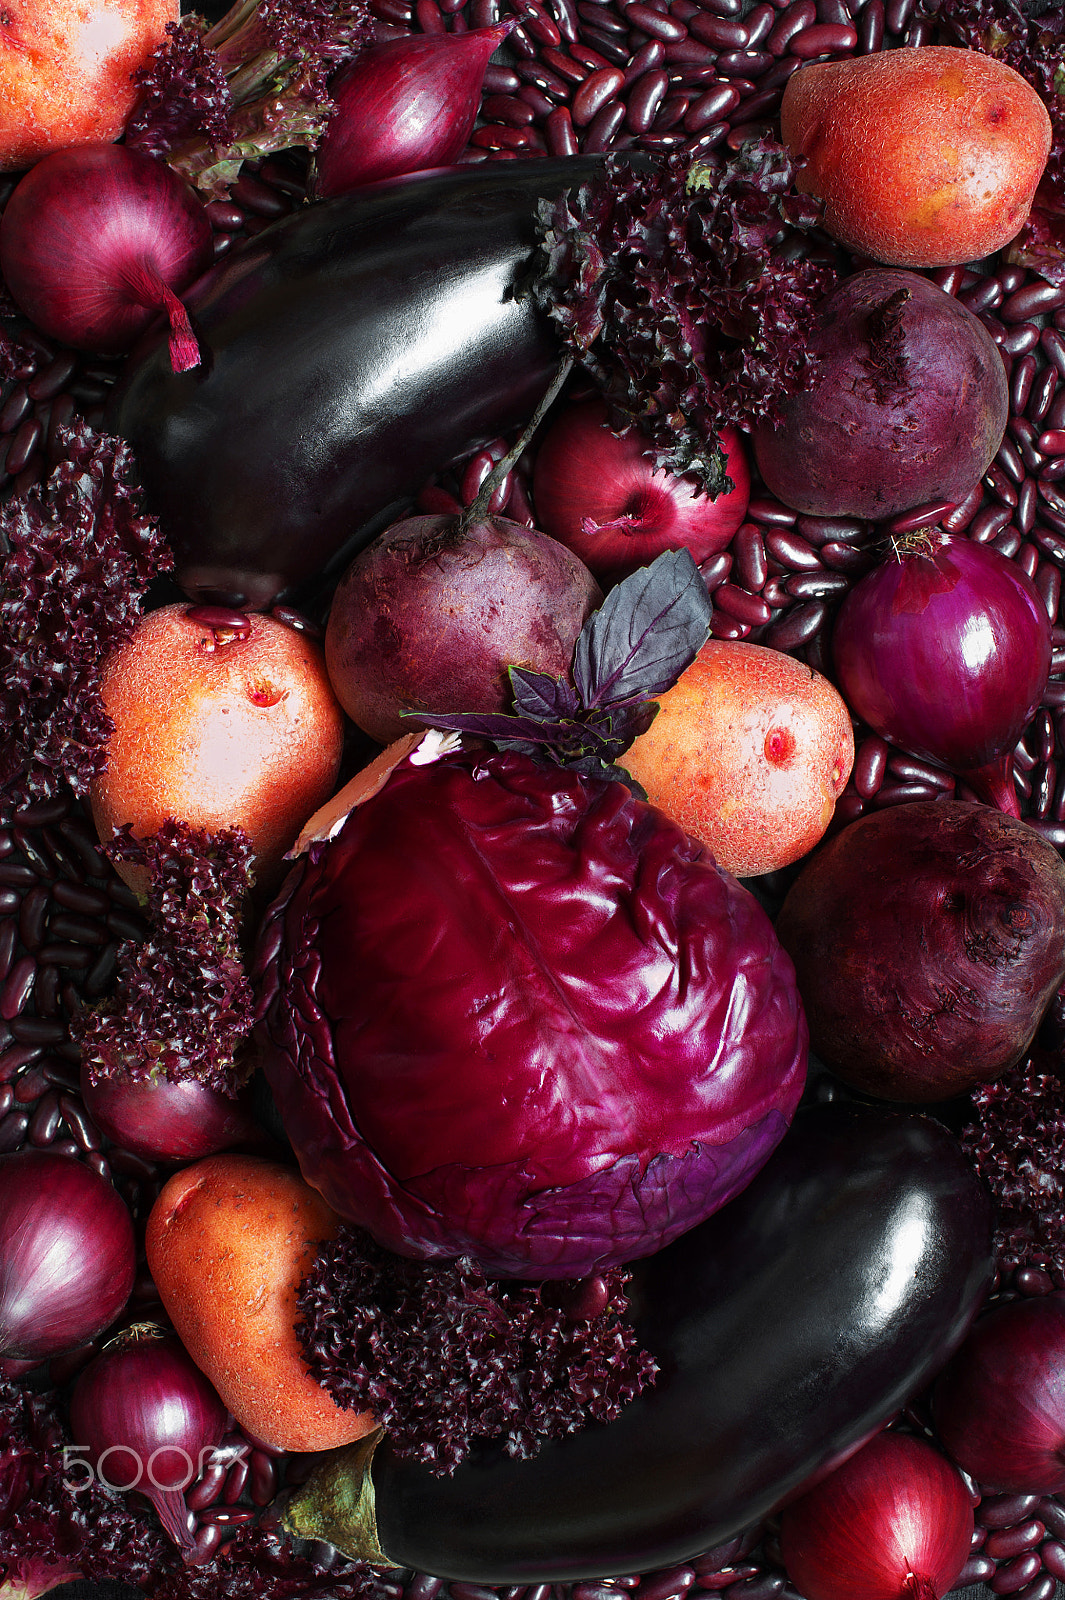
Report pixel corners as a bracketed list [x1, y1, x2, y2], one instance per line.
[457, 353, 575, 533]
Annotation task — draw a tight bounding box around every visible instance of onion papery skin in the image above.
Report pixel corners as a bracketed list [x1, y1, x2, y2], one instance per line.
[255, 747, 808, 1280]
[831, 532, 1051, 814]
[312, 27, 509, 198]
[79, 1063, 263, 1162]
[775, 800, 1065, 1102]
[0, 1150, 136, 1361]
[778, 1431, 974, 1600]
[531, 400, 751, 583]
[0, 144, 213, 363]
[69, 1329, 229, 1552]
[932, 1291, 1065, 1493]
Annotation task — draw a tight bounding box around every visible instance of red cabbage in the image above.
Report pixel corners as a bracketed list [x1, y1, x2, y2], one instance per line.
[254, 747, 807, 1279]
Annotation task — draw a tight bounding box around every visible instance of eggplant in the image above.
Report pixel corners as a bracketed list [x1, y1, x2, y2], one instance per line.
[107, 157, 607, 610]
[284, 1103, 994, 1582]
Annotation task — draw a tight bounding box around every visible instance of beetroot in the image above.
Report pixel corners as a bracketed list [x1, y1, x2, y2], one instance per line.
[751, 268, 1009, 521]
[323, 513, 602, 744]
[775, 801, 1065, 1103]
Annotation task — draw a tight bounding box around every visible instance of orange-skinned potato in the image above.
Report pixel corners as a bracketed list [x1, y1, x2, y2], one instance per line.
[146, 1154, 377, 1454]
[781, 46, 1052, 268]
[622, 640, 855, 879]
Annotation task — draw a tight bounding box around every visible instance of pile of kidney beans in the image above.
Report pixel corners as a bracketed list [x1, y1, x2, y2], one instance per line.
[3, 0, 1065, 1596]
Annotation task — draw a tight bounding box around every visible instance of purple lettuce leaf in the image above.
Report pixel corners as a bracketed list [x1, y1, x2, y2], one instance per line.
[72, 820, 256, 1095]
[0, 422, 170, 816]
[126, 0, 375, 200]
[533, 140, 838, 491]
[296, 1226, 658, 1475]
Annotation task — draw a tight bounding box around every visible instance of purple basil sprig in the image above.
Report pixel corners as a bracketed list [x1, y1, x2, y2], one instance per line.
[409, 546, 713, 790]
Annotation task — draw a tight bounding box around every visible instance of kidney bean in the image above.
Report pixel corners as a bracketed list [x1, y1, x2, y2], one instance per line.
[628, 69, 671, 128]
[790, 19, 855, 51]
[1000, 322, 1041, 358]
[696, 1567, 762, 1593]
[765, 0, 814, 50]
[27, 1089, 62, 1146]
[58, 1093, 102, 1152]
[1029, 366, 1059, 427]
[583, 96, 628, 147]
[968, 504, 1014, 542]
[570, 64, 625, 121]
[987, 1523, 1049, 1563]
[628, 3, 689, 37]
[0, 1111, 30, 1152]
[0, 957, 35, 1021]
[852, 735, 889, 798]
[856, 0, 884, 50]
[623, 38, 665, 78]
[939, 484, 985, 531]
[764, 600, 826, 649]
[714, 585, 773, 625]
[709, 612, 751, 639]
[764, 527, 822, 570]
[981, 1497, 1045, 1530]
[991, 1552, 1044, 1594]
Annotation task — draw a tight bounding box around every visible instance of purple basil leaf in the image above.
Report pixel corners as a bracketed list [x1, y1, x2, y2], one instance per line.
[573, 547, 712, 711]
[510, 665, 582, 722]
[402, 708, 580, 745]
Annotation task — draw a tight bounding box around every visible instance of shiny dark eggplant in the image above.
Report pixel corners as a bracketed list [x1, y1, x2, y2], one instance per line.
[107, 157, 606, 610]
[286, 1103, 994, 1582]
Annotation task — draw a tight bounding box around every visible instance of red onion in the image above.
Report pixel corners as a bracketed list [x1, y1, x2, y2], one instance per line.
[531, 399, 751, 582]
[69, 1326, 229, 1552]
[0, 1150, 136, 1361]
[779, 1430, 974, 1600]
[831, 531, 1052, 816]
[0, 143, 213, 372]
[311, 25, 510, 199]
[932, 1291, 1065, 1493]
[79, 1063, 264, 1163]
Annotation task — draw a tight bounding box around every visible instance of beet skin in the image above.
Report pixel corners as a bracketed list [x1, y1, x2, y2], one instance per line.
[775, 800, 1065, 1102]
[752, 268, 1008, 521]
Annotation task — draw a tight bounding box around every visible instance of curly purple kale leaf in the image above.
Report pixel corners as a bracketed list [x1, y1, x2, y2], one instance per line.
[297, 1224, 658, 1475]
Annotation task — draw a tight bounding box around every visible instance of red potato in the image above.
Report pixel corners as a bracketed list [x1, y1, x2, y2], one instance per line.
[781, 46, 1052, 268]
[622, 640, 854, 878]
[146, 1154, 378, 1454]
[0, 0, 178, 170]
[90, 605, 345, 896]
